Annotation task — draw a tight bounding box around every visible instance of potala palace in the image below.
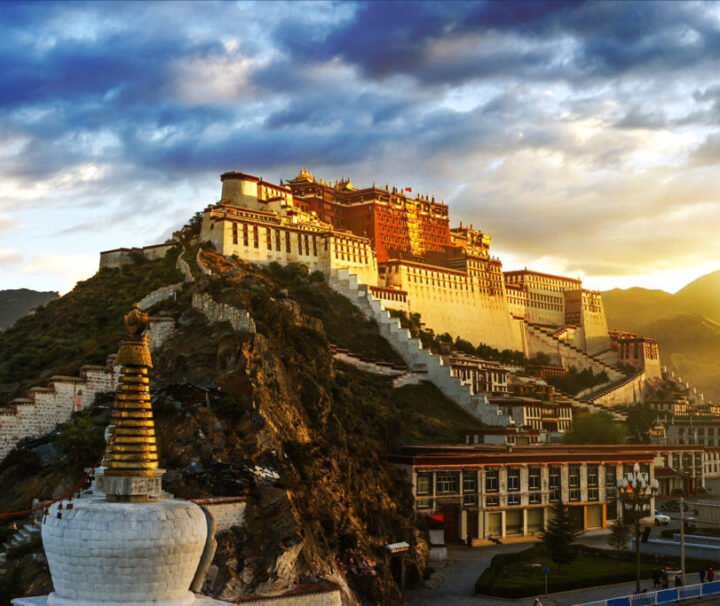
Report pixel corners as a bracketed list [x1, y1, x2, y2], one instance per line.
[2, 169, 713, 463]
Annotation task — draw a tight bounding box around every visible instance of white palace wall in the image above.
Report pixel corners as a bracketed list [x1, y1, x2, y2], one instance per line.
[380, 262, 522, 351]
[201, 205, 378, 287]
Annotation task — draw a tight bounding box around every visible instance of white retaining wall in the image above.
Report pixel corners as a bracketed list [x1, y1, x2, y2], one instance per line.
[192, 293, 256, 333]
[524, 323, 623, 380]
[192, 498, 248, 534]
[588, 371, 648, 407]
[0, 315, 177, 462]
[138, 283, 184, 311]
[0, 364, 120, 461]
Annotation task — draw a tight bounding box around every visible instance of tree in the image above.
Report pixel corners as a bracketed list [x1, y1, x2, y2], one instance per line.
[607, 521, 631, 551]
[624, 404, 657, 443]
[540, 500, 580, 569]
[564, 411, 626, 444]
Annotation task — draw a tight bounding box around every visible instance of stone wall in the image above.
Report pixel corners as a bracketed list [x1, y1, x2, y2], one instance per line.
[233, 588, 342, 605]
[147, 316, 176, 352]
[99, 243, 173, 269]
[0, 363, 120, 461]
[330, 346, 407, 377]
[0, 315, 174, 462]
[588, 371, 648, 407]
[523, 322, 623, 380]
[192, 293, 256, 333]
[138, 283, 183, 311]
[192, 498, 248, 533]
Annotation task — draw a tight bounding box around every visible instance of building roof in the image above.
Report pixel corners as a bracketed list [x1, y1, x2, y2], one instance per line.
[503, 269, 582, 284]
[388, 443, 681, 467]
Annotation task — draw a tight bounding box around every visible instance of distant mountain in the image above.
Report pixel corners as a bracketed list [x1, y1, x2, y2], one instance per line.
[0, 289, 59, 330]
[601, 287, 674, 332]
[601, 270, 720, 402]
[673, 270, 720, 325]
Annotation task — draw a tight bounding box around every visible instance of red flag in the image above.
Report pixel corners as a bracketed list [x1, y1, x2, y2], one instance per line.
[405, 187, 412, 192]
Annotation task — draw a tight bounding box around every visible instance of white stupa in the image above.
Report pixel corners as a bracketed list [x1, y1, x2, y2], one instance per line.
[13, 305, 229, 606]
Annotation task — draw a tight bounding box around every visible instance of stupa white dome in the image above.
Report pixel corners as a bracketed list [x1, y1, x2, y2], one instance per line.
[42, 498, 207, 606]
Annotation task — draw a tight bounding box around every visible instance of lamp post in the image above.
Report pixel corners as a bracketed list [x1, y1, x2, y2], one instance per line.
[617, 462, 659, 594]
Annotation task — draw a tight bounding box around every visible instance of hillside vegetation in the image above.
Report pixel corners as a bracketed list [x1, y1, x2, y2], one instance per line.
[0, 289, 59, 330]
[602, 269, 720, 402]
[0, 250, 183, 403]
[2, 250, 481, 603]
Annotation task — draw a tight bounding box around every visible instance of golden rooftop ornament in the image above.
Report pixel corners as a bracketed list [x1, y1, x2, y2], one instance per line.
[105, 304, 158, 477]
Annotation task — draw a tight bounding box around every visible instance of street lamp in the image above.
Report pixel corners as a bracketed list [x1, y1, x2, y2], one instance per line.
[617, 463, 659, 594]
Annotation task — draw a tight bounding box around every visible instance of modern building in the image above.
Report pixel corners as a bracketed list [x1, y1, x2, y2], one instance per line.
[390, 443, 707, 544]
[390, 443, 660, 543]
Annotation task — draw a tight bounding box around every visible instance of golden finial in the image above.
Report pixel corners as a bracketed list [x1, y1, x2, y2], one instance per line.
[105, 303, 158, 477]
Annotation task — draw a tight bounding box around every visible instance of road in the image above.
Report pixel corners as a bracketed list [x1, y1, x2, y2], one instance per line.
[401, 526, 687, 606]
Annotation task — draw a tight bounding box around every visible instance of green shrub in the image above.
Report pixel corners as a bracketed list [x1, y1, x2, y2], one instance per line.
[54, 416, 106, 471]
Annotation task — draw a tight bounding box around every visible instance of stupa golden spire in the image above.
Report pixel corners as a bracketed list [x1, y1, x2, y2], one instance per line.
[104, 303, 158, 477]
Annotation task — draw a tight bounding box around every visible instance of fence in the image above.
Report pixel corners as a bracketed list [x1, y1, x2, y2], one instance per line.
[577, 580, 720, 606]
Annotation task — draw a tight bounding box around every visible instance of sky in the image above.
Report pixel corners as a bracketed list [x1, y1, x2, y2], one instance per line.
[2, 1, 720, 295]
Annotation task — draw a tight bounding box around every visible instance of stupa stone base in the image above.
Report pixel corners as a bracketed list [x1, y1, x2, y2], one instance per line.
[97, 469, 165, 501]
[12, 595, 229, 606]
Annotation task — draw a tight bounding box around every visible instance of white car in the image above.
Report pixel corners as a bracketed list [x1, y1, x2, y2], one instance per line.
[654, 510, 671, 526]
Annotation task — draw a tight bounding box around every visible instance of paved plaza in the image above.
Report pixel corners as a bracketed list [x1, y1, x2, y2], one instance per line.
[402, 525, 688, 606]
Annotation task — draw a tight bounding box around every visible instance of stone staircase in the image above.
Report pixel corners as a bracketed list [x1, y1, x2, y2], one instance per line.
[582, 370, 647, 407]
[328, 268, 513, 426]
[551, 386, 626, 421]
[524, 320, 623, 379]
[1, 519, 40, 555]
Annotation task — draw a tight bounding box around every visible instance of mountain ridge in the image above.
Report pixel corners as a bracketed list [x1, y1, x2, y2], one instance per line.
[0, 288, 59, 331]
[601, 268, 720, 402]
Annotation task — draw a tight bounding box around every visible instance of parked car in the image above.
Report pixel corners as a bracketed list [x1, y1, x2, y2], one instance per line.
[655, 510, 671, 526]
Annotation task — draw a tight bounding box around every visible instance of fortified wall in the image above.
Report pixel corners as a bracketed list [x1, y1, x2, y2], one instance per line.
[0, 362, 120, 460]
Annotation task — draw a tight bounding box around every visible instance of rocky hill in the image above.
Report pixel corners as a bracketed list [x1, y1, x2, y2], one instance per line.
[1, 249, 483, 604]
[0, 289, 59, 331]
[602, 269, 720, 402]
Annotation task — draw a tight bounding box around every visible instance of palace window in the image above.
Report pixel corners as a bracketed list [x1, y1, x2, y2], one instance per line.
[436, 472, 459, 494]
[266, 228, 272, 250]
[253, 226, 259, 248]
[529, 466, 541, 491]
[232, 223, 238, 245]
[606, 487, 618, 519]
[243, 223, 249, 246]
[463, 471, 478, 507]
[569, 464, 580, 501]
[276, 230, 281, 251]
[549, 466, 561, 502]
[485, 468, 499, 493]
[416, 474, 432, 496]
[286, 232, 291, 253]
[507, 467, 520, 492]
[588, 465, 599, 487]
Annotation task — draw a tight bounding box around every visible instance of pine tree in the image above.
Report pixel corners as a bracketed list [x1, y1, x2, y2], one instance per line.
[539, 500, 580, 570]
[607, 520, 630, 551]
